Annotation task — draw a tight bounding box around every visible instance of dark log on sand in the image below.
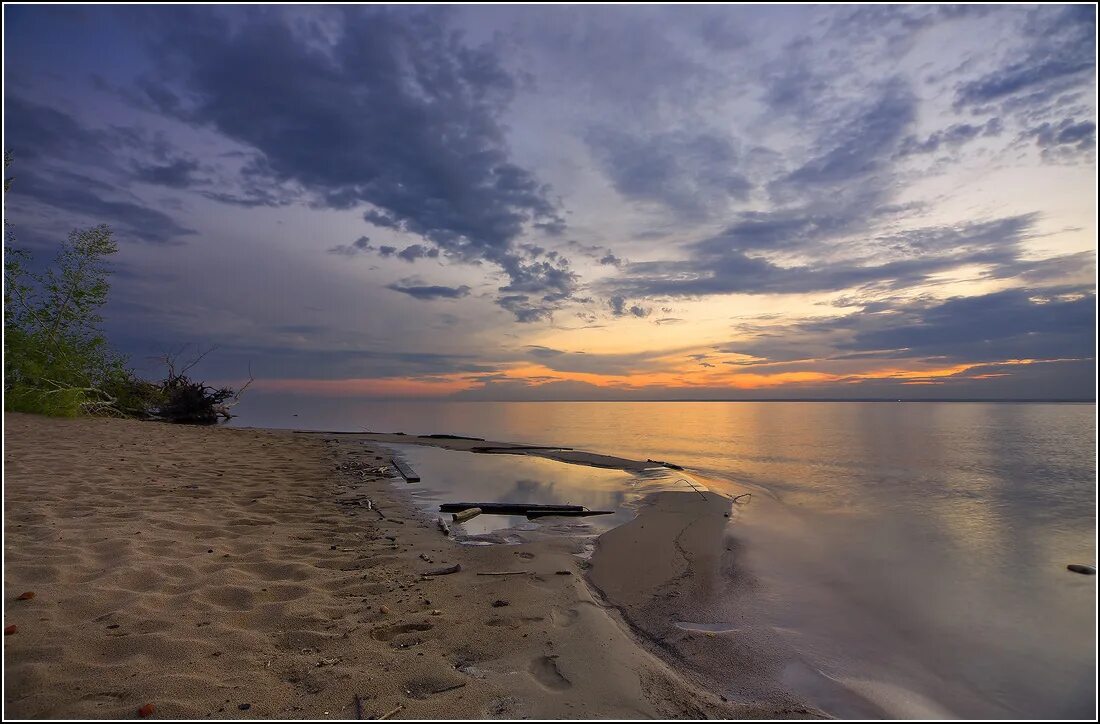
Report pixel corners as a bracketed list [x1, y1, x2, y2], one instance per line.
[438, 502, 612, 518]
[423, 564, 461, 576]
[391, 458, 420, 482]
[524, 509, 614, 519]
[439, 502, 584, 513]
[419, 434, 486, 441]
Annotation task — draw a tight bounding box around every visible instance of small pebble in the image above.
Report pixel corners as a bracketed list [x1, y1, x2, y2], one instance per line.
[138, 703, 156, 717]
[379, 605, 391, 615]
[4, 625, 17, 635]
[16, 591, 35, 601]
[238, 703, 251, 711]
[491, 600, 509, 608]
[1067, 564, 1096, 575]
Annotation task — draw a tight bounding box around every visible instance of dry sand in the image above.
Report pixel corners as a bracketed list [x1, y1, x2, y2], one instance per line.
[2, 413, 797, 719]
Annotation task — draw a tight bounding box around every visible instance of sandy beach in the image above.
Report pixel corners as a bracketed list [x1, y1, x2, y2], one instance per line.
[2, 413, 815, 719]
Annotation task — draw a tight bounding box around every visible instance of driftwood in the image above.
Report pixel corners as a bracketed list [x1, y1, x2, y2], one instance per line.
[440, 502, 584, 514]
[452, 507, 482, 523]
[439, 502, 612, 519]
[524, 510, 614, 519]
[418, 434, 486, 441]
[390, 458, 420, 483]
[647, 458, 685, 470]
[476, 571, 529, 576]
[423, 563, 461, 577]
[436, 516, 450, 536]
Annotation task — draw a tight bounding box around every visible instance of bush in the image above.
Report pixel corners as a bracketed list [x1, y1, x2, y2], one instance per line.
[3, 154, 248, 422]
[4, 224, 131, 416]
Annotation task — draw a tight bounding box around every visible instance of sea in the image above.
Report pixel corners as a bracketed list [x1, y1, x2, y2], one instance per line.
[232, 398, 1096, 718]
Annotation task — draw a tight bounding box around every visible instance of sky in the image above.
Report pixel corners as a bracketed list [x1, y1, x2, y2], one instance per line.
[3, 4, 1097, 401]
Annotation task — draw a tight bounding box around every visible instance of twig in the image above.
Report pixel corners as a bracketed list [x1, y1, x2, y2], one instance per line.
[674, 477, 708, 500]
[377, 704, 403, 720]
[430, 681, 467, 694]
[732, 492, 752, 503]
[354, 694, 364, 719]
[476, 571, 529, 576]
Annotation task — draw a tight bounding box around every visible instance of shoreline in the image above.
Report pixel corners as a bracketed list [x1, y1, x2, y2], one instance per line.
[3, 413, 809, 719]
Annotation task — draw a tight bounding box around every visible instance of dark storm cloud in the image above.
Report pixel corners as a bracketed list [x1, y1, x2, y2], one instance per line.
[136, 6, 570, 320]
[133, 157, 203, 188]
[4, 96, 112, 163]
[585, 128, 752, 218]
[4, 97, 199, 244]
[386, 281, 471, 300]
[12, 168, 197, 244]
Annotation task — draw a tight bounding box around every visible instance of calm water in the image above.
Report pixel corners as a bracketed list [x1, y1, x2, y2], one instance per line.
[386, 443, 678, 538]
[234, 398, 1096, 718]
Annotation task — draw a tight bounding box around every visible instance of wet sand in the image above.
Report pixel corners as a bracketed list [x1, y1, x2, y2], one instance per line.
[3, 413, 806, 719]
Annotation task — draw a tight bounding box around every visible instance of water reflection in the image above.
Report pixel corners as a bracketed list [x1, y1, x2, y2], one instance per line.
[388, 443, 672, 537]
[235, 400, 1095, 717]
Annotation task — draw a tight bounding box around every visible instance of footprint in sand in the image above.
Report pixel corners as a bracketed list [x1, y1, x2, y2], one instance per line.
[529, 655, 572, 690]
[549, 606, 580, 628]
[369, 621, 433, 642]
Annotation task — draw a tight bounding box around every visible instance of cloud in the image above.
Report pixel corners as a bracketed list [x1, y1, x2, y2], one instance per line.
[327, 235, 374, 256]
[1022, 118, 1096, 163]
[778, 80, 916, 191]
[953, 5, 1096, 111]
[397, 244, 441, 263]
[839, 287, 1096, 363]
[4, 97, 199, 243]
[138, 6, 571, 319]
[603, 210, 1043, 300]
[10, 167, 197, 244]
[897, 118, 1003, 157]
[585, 128, 752, 219]
[721, 287, 1096, 370]
[386, 281, 471, 300]
[133, 157, 203, 188]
